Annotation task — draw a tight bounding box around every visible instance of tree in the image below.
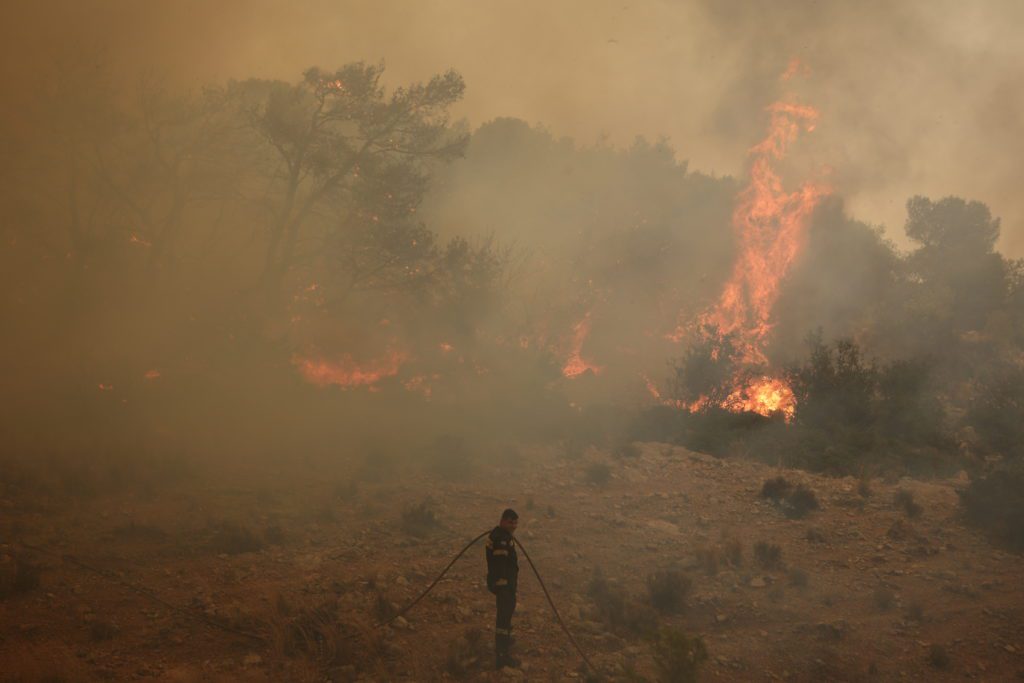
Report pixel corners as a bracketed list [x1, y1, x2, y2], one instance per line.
[227, 63, 468, 298]
[904, 196, 1008, 332]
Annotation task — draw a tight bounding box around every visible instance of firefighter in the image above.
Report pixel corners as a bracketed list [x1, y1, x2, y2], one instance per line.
[486, 508, 520, 669]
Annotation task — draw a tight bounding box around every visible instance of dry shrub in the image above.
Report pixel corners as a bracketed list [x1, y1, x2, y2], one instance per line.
[269, 595, 374, 672]
[399, 500, 441, 538]
[785, 485, 820, 519]
[646, 569, 692, 615]
[760, 476, 792, 501]
[753, 541, 783, 570]
[444, 626, 490, 679]
[894, 490, 923, 518]
[586, 571, 658, 637]
[761, 478, 820, 518]
[651, 628, 708, 683]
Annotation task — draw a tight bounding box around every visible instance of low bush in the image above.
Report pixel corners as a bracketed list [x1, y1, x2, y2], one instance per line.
[894, 490, 923, 519]
[399, 501, 440, 538]
[760, 478, 819, 518]
[646, 569, 692, 615]
[586, 571, 658, 636]
[753, 541, 783, 570]
[785, 485, 820, 519]
[652, 628, 708, 683]
[760, 477, 792, 501]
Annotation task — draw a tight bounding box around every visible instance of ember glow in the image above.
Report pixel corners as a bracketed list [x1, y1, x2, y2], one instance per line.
[294, 350, 408, 389]
[562, 312, 603, 378]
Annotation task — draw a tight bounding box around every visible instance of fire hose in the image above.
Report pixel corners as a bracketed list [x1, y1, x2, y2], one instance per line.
[17, 531, 595, 674]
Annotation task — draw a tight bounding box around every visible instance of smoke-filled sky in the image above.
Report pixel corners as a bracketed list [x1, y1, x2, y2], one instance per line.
[6, 0, 1024, 254]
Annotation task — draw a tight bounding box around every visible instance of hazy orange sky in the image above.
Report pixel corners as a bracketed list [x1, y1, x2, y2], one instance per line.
[7, 0, 1024, 253]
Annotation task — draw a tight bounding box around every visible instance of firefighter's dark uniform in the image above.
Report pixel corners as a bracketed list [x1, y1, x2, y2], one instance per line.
[486, 525, 519, 667]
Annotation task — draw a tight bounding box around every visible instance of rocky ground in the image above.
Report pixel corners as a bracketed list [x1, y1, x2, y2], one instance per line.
[2, 442, 1023, 681]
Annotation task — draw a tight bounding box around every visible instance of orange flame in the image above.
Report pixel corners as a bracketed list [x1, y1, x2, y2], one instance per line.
[669, 69, 828, 421]
[562, 312, 603, 378]
[294, 350, 408, 389]
[702, 100, 828, 364]
[724, 376, 795, 420]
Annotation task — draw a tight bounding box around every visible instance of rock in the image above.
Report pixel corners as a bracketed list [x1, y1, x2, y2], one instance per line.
[749, 577, 767, 588]
[393, 616, 410, 630]
[243, 653, 262, 666]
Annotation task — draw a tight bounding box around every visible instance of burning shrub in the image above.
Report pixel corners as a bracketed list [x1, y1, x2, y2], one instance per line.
[959, 463, 1024, 550]
[753, 541, 783, 570]
[651, 628, 708, 683]
[646, 569, 692, 615]
[894, 490, 923, 519]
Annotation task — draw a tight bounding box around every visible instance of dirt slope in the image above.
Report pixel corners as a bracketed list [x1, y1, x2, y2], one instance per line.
[2, 442, 1022, 681]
